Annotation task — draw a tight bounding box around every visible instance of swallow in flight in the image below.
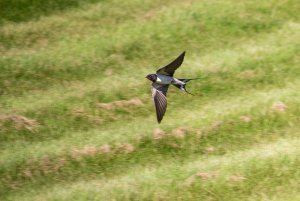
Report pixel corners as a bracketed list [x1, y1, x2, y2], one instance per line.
[146, 51, 199, 123]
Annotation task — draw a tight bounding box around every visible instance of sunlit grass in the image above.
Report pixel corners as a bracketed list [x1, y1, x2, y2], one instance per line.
[8, 138, 300, 201]
[0, 0, 300, 200]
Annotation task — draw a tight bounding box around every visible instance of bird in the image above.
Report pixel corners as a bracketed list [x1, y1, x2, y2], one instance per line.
[145, 51, 199, 123]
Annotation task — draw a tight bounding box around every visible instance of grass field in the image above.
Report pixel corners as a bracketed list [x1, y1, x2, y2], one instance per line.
[1, 0, 300, 200]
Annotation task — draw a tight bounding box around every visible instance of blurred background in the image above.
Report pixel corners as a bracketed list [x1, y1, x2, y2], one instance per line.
[0, 0, 300, 200]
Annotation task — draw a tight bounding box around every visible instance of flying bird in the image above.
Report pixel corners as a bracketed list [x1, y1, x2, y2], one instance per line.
[146, 51, 198, 123]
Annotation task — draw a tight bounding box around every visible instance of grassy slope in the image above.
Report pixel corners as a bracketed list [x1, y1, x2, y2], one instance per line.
[0, 0, 300, 200]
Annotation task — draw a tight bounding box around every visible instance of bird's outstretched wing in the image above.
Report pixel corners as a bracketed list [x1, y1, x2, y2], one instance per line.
[156, 51, 185, 76]
[152, 83, 169, 123]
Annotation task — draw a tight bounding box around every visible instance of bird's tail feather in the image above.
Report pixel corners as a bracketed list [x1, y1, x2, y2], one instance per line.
[178, 78, 201, 83]
[173, 78, 200, 95]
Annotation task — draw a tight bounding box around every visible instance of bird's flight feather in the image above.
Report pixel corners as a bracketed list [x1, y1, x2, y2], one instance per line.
[156, 51, 185, 76]
[152, 83, 168, 123]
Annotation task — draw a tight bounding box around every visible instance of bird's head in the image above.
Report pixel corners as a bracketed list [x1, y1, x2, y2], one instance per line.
[145, 74, 157, 82]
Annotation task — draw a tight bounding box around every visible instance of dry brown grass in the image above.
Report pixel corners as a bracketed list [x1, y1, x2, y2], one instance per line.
[238, 70, 256, 79]
[196, 172, 218, 180]
[20, 142, 136, 179]
[228, 175, 246, 182]
[98, 144, 111, 154]
[184, 172, 218, 186]
[96, 98, 144, 110]
[240, 115, 252, 123]
[205, 146, 216, 153]
[0, 114, 40, 131]
[116, 143, 135, 154]
[202, 121, 223, 135]
[271, 101, 288, 112]
[70, 142, 135, 160]
[172, 127, 188, 139]
[71, 108, 103, 124]
[22, 156, 66, 178]
[104, 68, 114, 76]
[71, 144, 112, 159]
[153, 128, 165, 140]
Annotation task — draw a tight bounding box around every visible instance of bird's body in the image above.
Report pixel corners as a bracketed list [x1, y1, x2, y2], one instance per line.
[155, 74, 185, 85]
[146, 51, 199, 123]
[156, 74, 173, 85]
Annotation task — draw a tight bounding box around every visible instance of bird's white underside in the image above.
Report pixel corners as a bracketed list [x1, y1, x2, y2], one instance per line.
[156, 74, 185, 86]
[156, 74, 173, 85]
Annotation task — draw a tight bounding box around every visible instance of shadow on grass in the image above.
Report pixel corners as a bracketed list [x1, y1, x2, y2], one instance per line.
[0, 0, 104, 25]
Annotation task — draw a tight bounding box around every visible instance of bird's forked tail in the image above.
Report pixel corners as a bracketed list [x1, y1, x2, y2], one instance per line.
[173, 78, 200, 95]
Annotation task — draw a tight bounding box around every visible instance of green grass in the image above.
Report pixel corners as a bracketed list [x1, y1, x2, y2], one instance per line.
[1, 0, 300, 200]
